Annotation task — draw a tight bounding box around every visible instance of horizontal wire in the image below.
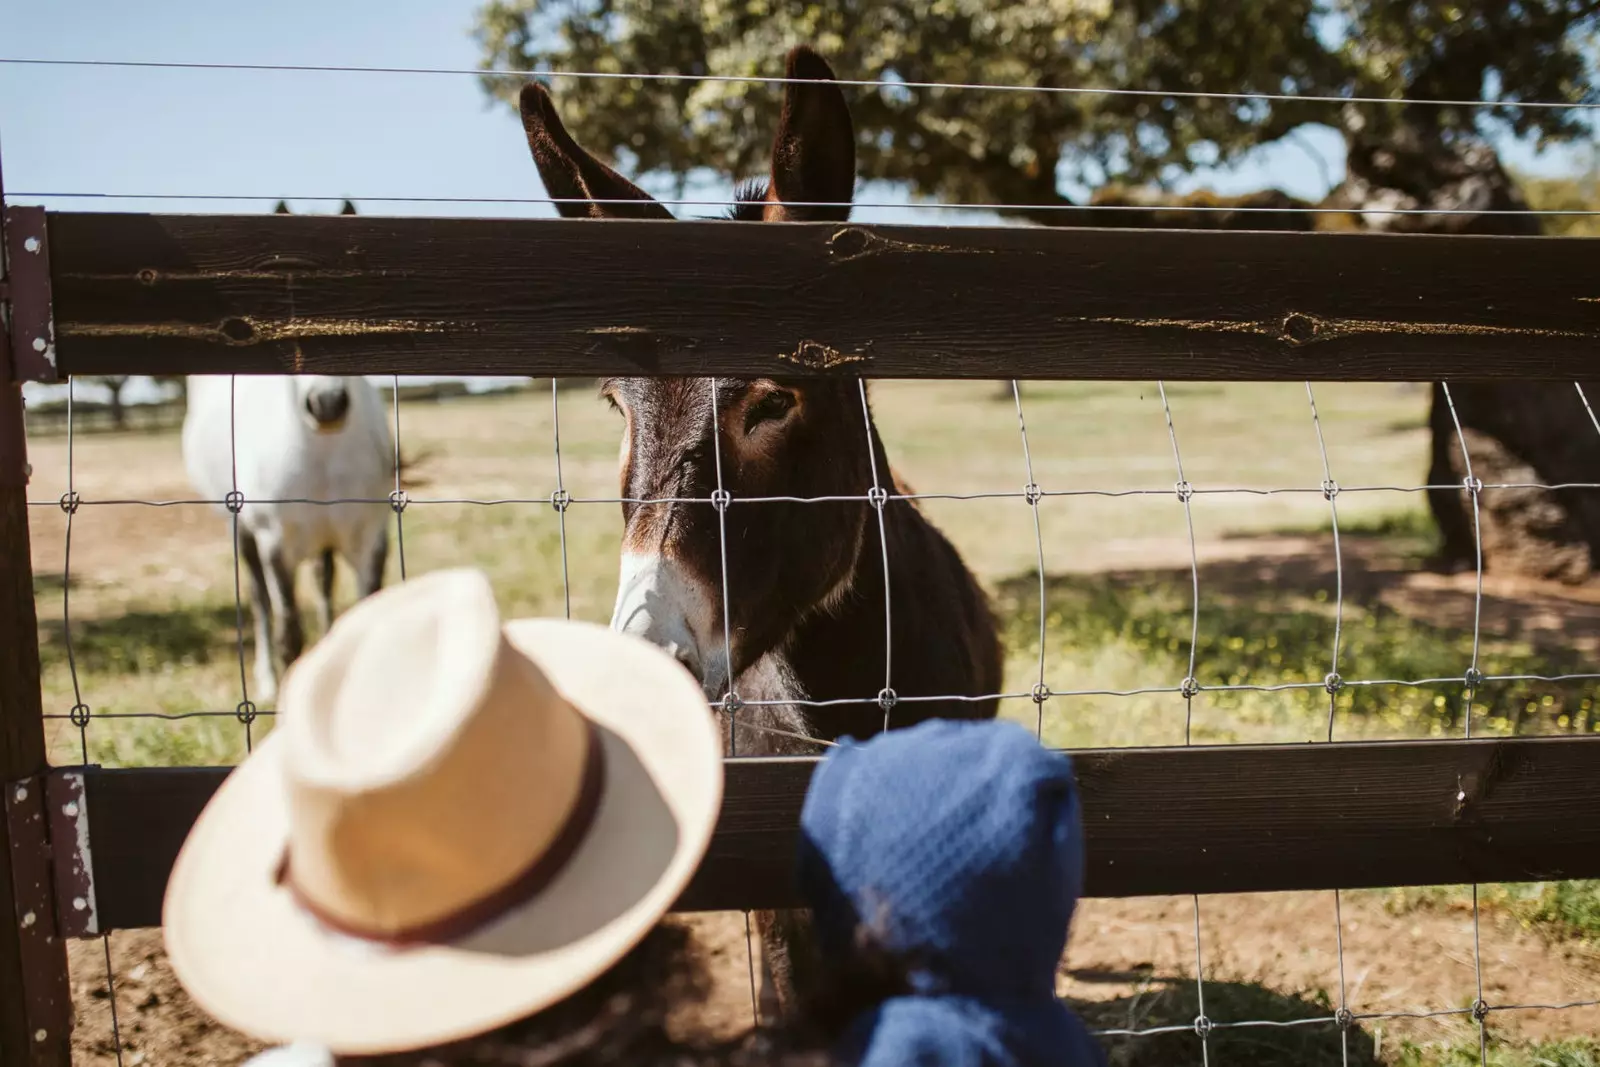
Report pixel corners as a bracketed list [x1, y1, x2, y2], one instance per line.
[14, 190, 1600, 216]
[55, 670, 1600, 727]
[3, 56, 1597, 112]
[21, 481, 1579, 510]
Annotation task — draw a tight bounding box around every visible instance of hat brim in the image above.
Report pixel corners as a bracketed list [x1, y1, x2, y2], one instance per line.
[162, 617, 723, 1056]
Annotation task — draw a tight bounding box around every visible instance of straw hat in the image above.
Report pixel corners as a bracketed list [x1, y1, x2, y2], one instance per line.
[162, 567, 723, 1055]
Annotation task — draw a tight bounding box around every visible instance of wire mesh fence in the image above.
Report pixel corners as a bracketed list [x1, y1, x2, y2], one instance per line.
[5, 41, 1600, 1067]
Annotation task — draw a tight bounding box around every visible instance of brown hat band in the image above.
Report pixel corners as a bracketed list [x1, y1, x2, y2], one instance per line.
[276, 719, 607, 946]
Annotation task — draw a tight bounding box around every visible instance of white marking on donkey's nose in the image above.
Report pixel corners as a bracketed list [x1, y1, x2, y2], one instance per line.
[610, 552, 725, 696]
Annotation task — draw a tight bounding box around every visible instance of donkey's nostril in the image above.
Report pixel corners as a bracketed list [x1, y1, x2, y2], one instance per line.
[672, 642, 703, 681]
[307, 390, 351, 426]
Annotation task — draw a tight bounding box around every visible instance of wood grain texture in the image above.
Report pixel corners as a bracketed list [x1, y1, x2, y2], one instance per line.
[47, 212, 1600, 381]
[74, 735, 1600, 927]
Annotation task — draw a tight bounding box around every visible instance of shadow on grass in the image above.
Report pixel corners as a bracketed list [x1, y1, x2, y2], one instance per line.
[1072, 977, 1378, 1066]
[38, 602, 243, 675]
[994, 542, 1600, 736]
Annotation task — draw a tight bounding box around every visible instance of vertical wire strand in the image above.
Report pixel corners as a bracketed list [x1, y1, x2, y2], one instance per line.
[551, 378, 571, 619]
[1157, 381, 1209, 1066]
[1439, 382, 1490, 1065]
[1012, 381, 1049, 738]
[391, 374, 408, 581]
[226, 375, 254, 750]
[857, 381, 894, 732]
[708, 379, 737, 753]
[62, 382, 125, 1067]
[705, 379, 759, 1025]
[61, 381, 87, 762]
[1306, 382, 1352, 1066]
[1575, 382, 1600, 439]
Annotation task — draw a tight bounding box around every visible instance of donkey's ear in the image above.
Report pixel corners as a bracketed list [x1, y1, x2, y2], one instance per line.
[764, 46, 856, 222]
[339, 200, 357, 216]
[517, 82, 673, 220]
[273, 200, 291, 215]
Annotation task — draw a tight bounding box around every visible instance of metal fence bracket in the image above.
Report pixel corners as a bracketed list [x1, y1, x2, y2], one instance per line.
[4, 776, 73, 1065]
[2, 207, 58, 383]
[45, 771, 97, 939]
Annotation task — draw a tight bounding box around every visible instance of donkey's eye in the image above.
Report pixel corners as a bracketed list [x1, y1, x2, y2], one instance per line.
[744, 390, 796, 434]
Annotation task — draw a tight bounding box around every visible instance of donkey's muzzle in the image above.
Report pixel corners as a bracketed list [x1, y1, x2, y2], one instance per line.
[305, 388, 351, 431]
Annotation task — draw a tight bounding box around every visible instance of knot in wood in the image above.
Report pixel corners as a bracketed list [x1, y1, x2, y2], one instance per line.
[1282, 312, 1318, 345]
[827, 227, 872, 260]
[220, 317, 257, 344]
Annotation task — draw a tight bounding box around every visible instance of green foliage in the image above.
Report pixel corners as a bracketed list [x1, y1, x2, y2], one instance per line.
[1518, 169, 1600, 237]
[473, 0, 1600, 217]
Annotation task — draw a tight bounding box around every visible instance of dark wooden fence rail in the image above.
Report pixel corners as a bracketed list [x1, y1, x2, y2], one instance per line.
[46, 212, 1600, 381]
[7, 207, 1600, 1067]
[67, 735, 1600, 929]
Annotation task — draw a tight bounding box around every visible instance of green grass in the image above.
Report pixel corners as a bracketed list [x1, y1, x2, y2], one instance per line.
[1396, 1037, 1600, 1066]
[1378, 881, 1600, 945]
[994, 567, 1600, 749]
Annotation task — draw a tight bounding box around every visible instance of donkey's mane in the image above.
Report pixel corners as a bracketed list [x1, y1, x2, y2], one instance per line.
[723, 178, 771, 221]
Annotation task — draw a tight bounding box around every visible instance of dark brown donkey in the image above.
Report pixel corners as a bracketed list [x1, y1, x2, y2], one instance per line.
[517, 45, 1003, 1018]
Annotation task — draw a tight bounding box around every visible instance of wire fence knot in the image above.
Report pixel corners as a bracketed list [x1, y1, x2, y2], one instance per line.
[720, 691, 744, 716]
[389, 489, 410, 513]
[1462, 474, 1483, 495]
[1324, 671, 1345, 695]
[1192, 1015, 1213, 1039]
[866, 486, 889, 510]
[59, 491, 81, 515]
[1179, 676, 1201, 699]
[710, 488, 732, 513]
[222, 489, 245, 514]
[1471, 999, 1490, 1023]
[1321, 478, 1339, 500]
[1023, 482, 1043, 506]
[68, 703, 91, 729]
[550, 488, 571, 513]
[1031, 682, 1051, 705]
[876, 687, 898, 712]
[1463, 666, 1485, 690]
[1334, 1008, 1354, 1031]
[1174, 480, 1194, 503]
[235, 700, 258, 726]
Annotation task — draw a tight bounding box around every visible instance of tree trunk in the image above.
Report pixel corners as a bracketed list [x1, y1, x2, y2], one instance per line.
[103, 376, 128, 430]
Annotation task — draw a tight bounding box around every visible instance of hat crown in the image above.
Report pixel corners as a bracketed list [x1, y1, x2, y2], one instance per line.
[278, 569, 593, 938]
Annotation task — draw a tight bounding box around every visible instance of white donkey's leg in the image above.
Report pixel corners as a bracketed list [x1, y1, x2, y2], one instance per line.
[315, 547, 337, 636]
[256, 534, 304, 698]
[237, 529, 278, 704]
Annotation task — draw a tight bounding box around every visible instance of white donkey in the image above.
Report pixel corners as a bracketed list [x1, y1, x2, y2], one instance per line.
[182, 374, 395, 703]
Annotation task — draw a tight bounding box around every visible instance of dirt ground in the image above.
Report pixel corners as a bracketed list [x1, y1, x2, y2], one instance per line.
[68, 891, 1600, 1066]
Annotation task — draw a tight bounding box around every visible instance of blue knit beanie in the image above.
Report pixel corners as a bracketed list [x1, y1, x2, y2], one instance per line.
[797, 718, 1106, 1067]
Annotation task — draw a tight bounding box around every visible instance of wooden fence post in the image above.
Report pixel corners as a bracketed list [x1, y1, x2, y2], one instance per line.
[1, 136, 74, 1067]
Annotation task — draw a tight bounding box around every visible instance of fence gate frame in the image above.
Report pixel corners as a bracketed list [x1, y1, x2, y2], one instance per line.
[5, 141, 1600, 1064]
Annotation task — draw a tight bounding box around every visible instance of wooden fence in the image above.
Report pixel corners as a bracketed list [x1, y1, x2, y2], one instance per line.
[6, 202, 1600, 1066]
